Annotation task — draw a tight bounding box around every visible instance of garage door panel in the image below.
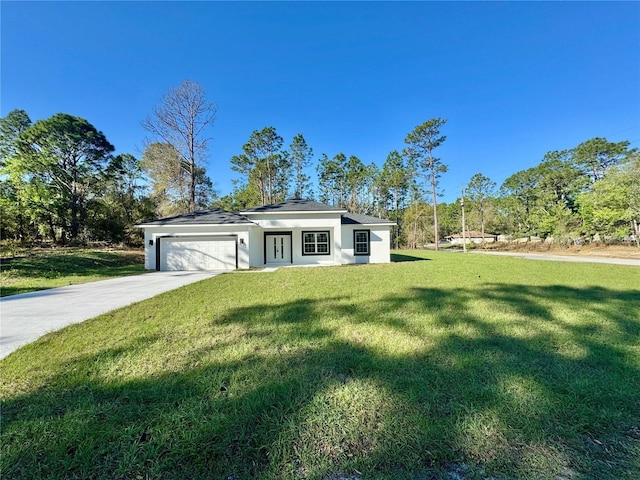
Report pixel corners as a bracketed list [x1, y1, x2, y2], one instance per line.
[160, 237, 237, 271]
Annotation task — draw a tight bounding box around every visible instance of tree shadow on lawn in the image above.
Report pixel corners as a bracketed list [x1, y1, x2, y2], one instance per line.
[391, 253, 431, 263]
[0, 251, 145, 297]
[0, 251, 144, 279]
[2, 283, 639, 479]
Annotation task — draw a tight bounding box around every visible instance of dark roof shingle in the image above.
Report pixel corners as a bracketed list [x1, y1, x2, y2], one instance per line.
[341, 212, 395, 225]
[139, 209, 253, 226]
[241, 199, 346, 213]
[138, 203, 395, 227]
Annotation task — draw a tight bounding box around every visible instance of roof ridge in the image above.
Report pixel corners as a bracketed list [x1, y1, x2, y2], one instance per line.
[241, 199, 346, 213]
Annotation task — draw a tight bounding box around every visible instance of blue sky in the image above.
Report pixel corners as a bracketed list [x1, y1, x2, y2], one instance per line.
[2, 1, 639, 203]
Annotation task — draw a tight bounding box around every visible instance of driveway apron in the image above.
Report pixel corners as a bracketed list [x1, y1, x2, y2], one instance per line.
[0, 271, 222, 359]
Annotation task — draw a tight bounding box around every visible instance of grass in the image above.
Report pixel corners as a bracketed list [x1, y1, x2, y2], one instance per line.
[0, 249, 145, 297]
[1, 251, 639, 479]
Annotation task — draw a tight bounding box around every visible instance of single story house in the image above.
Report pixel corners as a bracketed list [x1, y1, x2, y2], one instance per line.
[137, 199, 395, 271]
[445, 230, 498, 245]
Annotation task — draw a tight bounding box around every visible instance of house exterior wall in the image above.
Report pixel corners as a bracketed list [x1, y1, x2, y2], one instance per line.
[341, 225, 392, 264]
[246, 212, 343, 230]
[247, 228, 264, 267]
[246, 213, 343, 267]
[371, 228, 392, 263]
[140, 212, 393, 270]
[142, 225, 252, 270]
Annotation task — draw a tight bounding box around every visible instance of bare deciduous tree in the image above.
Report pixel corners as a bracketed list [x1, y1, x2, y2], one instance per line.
[142, 79, 216, 213]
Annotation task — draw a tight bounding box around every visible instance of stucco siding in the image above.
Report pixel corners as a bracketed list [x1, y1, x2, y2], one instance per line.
[341, 225, 392, 264]
[248, 213, 342, 230]
[247, 213, 343, 267]
[140, 208, 393, 270]
[251, 226, 341, 267]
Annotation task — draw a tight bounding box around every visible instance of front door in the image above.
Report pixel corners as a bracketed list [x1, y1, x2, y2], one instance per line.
[266, 234, 292, 264]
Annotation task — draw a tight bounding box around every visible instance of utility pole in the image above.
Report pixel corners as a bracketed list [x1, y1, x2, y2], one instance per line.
[461, 186, 467, 253]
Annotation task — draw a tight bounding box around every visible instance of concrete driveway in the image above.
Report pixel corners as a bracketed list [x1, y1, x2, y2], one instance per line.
[0, 271, 223, 359]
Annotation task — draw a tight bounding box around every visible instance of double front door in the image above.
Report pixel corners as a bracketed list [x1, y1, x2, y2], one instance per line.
[266, 233, 292, 264]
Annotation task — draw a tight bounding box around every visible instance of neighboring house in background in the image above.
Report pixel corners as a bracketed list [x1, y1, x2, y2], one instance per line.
[137, 199, 395, 271]
[445, 231, 498, 245]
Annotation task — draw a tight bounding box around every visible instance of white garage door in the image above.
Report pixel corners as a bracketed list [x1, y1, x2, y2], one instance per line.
[160, 236, 237, 271]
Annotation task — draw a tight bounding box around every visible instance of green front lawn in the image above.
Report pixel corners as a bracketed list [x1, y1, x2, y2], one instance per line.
[1, 251, 639, 479]
[0, 249, 145, 297]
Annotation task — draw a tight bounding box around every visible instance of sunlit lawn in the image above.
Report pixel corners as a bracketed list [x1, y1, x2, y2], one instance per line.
[0, 249, 145, 297]
[1, 251, 639, 479]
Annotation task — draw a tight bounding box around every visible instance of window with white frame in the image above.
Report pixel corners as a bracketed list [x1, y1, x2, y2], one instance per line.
[302, 231, 330, 255]
[354, 230, 370, 255]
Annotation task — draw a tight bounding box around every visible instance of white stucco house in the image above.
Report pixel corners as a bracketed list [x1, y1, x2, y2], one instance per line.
[137, 199, 395, 271]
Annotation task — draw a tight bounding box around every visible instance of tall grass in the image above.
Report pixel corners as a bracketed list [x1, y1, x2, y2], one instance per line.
[1, 251, 639, 479]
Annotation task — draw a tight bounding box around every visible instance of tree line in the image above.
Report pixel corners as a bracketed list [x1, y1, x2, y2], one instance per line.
[220, 118, 639, 249]
[0, 110, 154, 246]
[1, 80, 638, 248]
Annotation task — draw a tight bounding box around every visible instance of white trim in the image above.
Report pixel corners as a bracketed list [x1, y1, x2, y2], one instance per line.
[346, 222, 396, 226]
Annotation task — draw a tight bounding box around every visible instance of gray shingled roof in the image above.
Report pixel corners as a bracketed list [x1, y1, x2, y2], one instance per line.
[341, 212, 396, 225]
[139, 209, 254, 226]
[241, 199, 346, 213]
[138, 203, 394, 227]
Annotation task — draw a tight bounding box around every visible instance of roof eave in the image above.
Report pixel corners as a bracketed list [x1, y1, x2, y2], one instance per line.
[136, 222, 255, 228]
[352, 222, 396, 226]
[366, 224, 396, 227]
